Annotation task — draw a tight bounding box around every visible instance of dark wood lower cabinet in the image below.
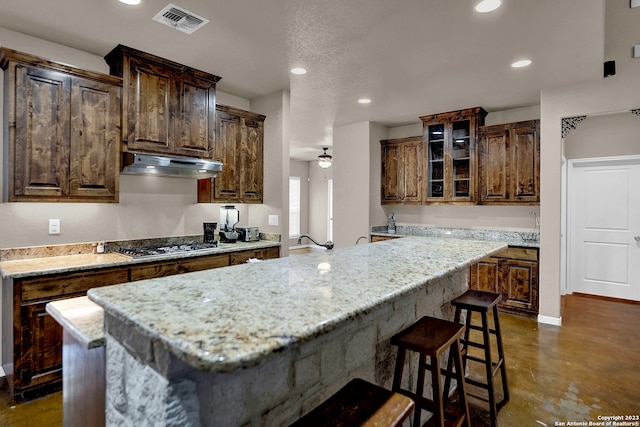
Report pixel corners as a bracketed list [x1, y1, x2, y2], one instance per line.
[468, 246, 539, 317]
[3, 246, 280, 398]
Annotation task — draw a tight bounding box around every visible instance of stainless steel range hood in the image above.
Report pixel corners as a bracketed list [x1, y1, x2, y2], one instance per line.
[121, 152, 223, 179]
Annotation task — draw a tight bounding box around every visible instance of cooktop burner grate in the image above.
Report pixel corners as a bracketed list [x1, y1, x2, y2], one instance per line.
[117, 242, 218, 258]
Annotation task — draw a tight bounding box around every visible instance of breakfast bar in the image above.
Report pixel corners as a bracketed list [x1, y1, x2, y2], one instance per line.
[88, 236, 507, 426]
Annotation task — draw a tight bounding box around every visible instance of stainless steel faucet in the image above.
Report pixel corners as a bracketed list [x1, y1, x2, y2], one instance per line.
[297, 234, 334, 250]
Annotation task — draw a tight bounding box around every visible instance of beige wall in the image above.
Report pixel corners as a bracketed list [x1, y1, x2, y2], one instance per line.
[564, 112, 640, 159]
[333, 122, 372, 248]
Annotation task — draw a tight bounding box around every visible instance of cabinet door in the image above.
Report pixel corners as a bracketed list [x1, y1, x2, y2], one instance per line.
[380, 137, 422, 204]
[176, 73, 216, 158]
[239, 118, 264, 202]
[381, 143, 402, 203]
[125, 58, 176, 153]
[19, 301, 63, 390]
[479, 129, 509, 203]
[69, 77, 120, 201]
[213, 109, 242, 201]
[478, 120, 539, 204]
[402, 140, 423, 203]
[469, 257, 501, 293]
[13, 65, 71, 199]
[426, 123, 446, 201]
[501, 259, 538, 313]
[422, 107, 485, 204]
[511, 125, 539, 201]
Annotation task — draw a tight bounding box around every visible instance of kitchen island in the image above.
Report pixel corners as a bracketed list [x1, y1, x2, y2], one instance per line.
[88, 236, 507, 426]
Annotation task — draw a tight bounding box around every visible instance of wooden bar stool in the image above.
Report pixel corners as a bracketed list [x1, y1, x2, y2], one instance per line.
[444, 290, 509, 427]
[290, 378, 415, 427]
[390, 316, 470, 427]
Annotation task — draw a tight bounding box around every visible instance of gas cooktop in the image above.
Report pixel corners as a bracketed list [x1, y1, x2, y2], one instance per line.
[116, 242, 218, 258]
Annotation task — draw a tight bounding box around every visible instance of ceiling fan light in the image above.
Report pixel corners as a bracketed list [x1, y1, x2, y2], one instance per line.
[318, 147, 333, 168]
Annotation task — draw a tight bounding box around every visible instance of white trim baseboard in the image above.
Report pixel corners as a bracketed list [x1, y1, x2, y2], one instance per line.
[538, 314, 562, 326]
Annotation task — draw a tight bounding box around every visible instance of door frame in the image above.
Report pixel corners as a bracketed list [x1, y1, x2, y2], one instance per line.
[565, 154, 640, 296]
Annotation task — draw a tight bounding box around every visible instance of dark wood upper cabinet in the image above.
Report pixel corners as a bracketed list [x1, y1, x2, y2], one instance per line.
[0, 48, 121, 202]
[420, 107, 487, 204]
[478, 120, 540, 204]
[198, 105, 265, 204]
[104, 45, 220, 159]
[380, 136, 423, 204]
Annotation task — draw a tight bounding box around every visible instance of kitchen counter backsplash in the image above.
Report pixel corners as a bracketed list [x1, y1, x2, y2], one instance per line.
[371, 225, 539, 248]
[0, 233, 282, 262]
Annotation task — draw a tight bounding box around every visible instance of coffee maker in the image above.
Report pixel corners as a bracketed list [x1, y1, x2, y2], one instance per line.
[219, 205, 239, 243]
[203, 222, 217, 244]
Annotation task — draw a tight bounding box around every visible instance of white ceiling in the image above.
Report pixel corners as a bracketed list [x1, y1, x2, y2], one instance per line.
[0, 0, 610, 160]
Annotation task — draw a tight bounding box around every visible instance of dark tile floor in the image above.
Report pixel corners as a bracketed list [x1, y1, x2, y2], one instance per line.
[0, 294, 638, 426]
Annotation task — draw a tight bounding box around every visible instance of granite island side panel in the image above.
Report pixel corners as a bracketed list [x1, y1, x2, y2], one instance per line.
[87, 237, 506, 426]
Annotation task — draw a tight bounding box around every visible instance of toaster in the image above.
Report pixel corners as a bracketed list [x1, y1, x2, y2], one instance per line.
[237, 226, 260, 242]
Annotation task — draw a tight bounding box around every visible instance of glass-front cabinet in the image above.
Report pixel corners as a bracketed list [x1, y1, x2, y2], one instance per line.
[421, 107, 487, 203]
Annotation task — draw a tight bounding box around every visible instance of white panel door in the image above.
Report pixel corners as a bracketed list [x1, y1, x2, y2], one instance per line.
[570, 157, 640, 301]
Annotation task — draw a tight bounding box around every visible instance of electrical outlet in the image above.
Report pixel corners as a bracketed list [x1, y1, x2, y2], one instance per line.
[48, 219, 60, 235]
[268, 215, 279, 226]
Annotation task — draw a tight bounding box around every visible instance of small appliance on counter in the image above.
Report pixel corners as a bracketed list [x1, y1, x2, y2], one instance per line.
[387, 212, 396, 234]
[219, 205, 239, 243]
[203, 222, 217, 243]
[237, 226, 260, 242]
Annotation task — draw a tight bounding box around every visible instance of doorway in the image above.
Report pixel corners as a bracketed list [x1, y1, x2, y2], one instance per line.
[568, 155, 640, 301]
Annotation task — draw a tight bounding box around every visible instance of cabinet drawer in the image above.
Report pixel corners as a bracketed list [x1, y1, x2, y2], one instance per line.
[20, 269, 130, 302]
[230, 247, 279, 265]
[494, 246, 538, 261]
[130, 254, 230, 281]
[371, 235, 401, 242]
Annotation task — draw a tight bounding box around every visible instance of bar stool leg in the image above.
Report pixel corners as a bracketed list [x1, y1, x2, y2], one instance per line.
[451, 338, 471, 427]
[443, 307, 463, 405]
[493, 305, 510, 407]
[481, 311, 497, 427]
[414, 355, 427, 427]
[431, 355, 444, 427]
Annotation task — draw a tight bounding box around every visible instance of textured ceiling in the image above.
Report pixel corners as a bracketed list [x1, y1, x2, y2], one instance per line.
[0, 0, 610, 160]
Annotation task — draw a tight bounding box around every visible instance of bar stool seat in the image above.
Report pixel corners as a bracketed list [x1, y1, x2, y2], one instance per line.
[290, 378, 415, 427]
[390, 316, 470, 427]
[445, 290, 509, 427]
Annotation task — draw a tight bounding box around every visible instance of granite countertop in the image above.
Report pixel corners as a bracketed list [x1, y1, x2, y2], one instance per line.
[88, 236, 507, 374]
[0, 240, 281, 279]
[46, 296, 105, 349]
[371, 225, 540, 248]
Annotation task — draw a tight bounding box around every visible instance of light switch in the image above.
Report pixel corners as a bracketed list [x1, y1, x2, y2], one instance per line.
[268, 215, 279, 226]
[49, 219, 61, 235]
[634, 44, 640, 58]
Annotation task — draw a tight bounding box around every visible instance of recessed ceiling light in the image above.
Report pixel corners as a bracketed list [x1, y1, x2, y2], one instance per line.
[475, 0, 501, 13]
[358, 98, 371, 104]
[511, 59, 532, 68]
[119, 0, 141, 5]
[291, 67, 307, 75]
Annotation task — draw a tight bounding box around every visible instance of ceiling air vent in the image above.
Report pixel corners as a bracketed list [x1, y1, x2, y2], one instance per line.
[153, 3, 209, 35]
